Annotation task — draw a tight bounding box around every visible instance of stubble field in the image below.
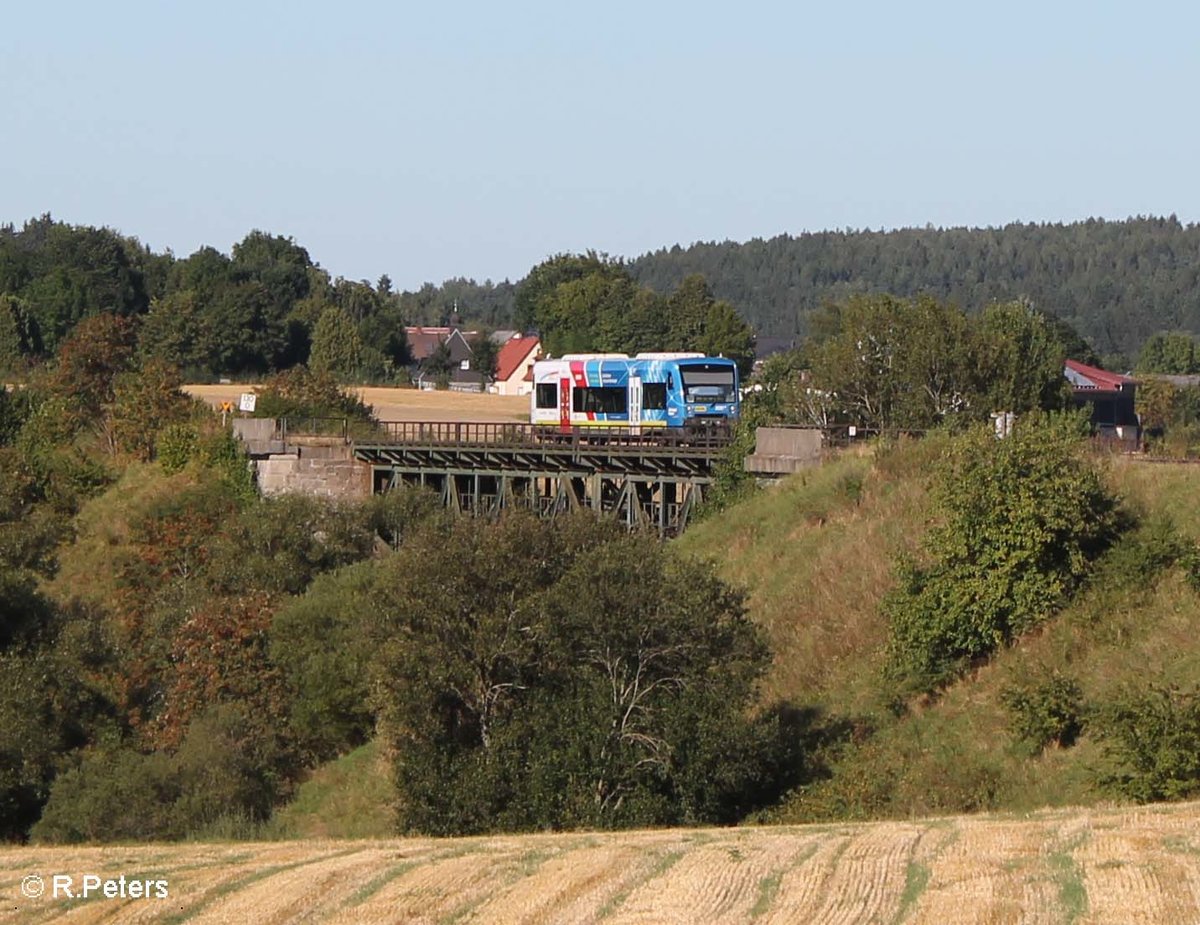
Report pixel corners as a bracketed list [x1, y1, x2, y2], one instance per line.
[5, 802, 1200, 923]
[184, 384, 529, 423]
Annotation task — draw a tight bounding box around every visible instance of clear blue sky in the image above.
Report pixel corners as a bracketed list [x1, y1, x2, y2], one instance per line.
[2, 1, 1196, 289]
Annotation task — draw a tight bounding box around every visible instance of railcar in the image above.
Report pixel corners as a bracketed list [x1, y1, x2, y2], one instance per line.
[529, 353, 740, 438]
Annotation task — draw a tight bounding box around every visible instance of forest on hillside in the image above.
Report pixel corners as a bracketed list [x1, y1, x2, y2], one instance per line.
[0, 217, 751, 379]
[629, 216, 1200, 358]
[4, 215, 1200, 377]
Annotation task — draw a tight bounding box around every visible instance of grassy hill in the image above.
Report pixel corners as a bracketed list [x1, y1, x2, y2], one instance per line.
[269, 742, 394, 840]
[5, 801, 1200, 923]
[677, 442, 1200, 823]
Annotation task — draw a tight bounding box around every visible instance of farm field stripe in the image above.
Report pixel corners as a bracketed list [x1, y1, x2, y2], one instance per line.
[343, 847, 515, 924]
[156, 845, 361, 925]
[762, 831, 853, 922]
[889, 821, 955, 925]
[183, 847, 392, 925]
[27, 854, 308, 925]
[342, 859, 423, 908]
[8, 846, 338, 925]
[750, 840, 820, 921]
[608, 832, 817, 924]
[595, 842, 689, 922]
[810, 823, 923, 925]
[913, 818, 1039, 924]
[11, 805, 1200, 923]
[446, 840, 631, 925]
[437, 846, 564, 925]
[1081, 821, 1199, 923]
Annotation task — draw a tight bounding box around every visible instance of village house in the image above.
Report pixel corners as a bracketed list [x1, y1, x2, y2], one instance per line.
[404, 326, 487, 392]
[489, 334, 540, 396]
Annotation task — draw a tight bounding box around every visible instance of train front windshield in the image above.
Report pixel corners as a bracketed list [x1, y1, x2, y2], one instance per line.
[680, 366, 737, 403]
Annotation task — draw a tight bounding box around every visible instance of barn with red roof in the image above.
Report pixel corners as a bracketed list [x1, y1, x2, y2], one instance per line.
[1063, 359, 1139, 445]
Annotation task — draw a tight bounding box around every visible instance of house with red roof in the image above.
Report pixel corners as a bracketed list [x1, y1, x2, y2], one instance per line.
[1064, 359, 1139, 445]
[489, 334, 540, 396]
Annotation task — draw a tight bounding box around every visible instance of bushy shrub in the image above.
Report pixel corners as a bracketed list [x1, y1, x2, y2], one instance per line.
[1000, 670, 1086, 753]
[14, 395, 115, 512]
[1096, 515, 1190, 582]
[156, 422, 198, 474]
[108, 359, 191, 461]
[887, 415, 1120, 688]
[270, 563, 380, 761]
[195, 426, 256, 503]
[33, 705, 294, 843]
[358, 486, 444, 549]
[253, 366, 375, 424]
[704, 392, 776, 512]
[0, 386, 36, 447]
[31, 749, 178, 843]
[1095, 684, 1200, 803]
[0, 591, 118, 841]
[207, 494, 376, 596]
[170, 704, 295, 830]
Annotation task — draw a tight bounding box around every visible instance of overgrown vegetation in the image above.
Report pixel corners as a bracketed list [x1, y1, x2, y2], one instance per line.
[272, 513, 795, 835]
[1095, 685, 1200, 803]
[684, 434, 1200, 824]
[1000, 670, 1086, 754]
[886, 414, 1120, 689]
[757, 295, 1073, 434]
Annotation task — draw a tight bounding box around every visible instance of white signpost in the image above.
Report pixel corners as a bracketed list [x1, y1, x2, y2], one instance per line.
[239, 393, 257, 413]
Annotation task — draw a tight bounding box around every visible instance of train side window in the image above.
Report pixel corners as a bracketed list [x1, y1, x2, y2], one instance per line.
[535, 383, 558, 409]
[642, 382, 667, 410]
[573, 387, 627, 414]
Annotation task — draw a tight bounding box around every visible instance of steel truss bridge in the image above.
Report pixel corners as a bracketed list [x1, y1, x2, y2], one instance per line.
[351, 421, 728, 536]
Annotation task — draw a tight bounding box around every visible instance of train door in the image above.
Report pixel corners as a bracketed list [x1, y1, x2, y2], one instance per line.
[629, 376, 642, 434]
[559, 377, 571, 434]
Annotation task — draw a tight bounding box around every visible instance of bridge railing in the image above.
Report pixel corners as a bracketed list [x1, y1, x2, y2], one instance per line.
[376, 421, 537, 446]
[272, 417, 735, 450]
[276, 417, 351, 442]
[368, 421, 732, 450]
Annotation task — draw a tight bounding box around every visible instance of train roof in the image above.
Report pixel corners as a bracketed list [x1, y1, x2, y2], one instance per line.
[539, 353, 735, 365]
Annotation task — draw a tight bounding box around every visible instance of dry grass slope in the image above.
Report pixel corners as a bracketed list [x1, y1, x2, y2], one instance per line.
[5, 803, 1200, 923]
[675, 437, 945, 711]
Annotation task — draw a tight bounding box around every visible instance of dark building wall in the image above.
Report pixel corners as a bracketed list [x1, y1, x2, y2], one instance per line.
[1072, 388, 1138, 427]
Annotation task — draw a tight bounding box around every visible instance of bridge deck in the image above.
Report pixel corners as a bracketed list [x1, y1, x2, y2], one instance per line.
[353, 421, 726, 478]
[344, 420, 726, 535]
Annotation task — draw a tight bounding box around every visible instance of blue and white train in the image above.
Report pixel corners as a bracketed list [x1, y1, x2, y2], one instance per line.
[529, 353, 740, 435]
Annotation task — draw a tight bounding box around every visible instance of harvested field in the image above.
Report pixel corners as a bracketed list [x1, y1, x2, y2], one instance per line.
[5, 802, 1200, 923]
[185, 384, 528, 423]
